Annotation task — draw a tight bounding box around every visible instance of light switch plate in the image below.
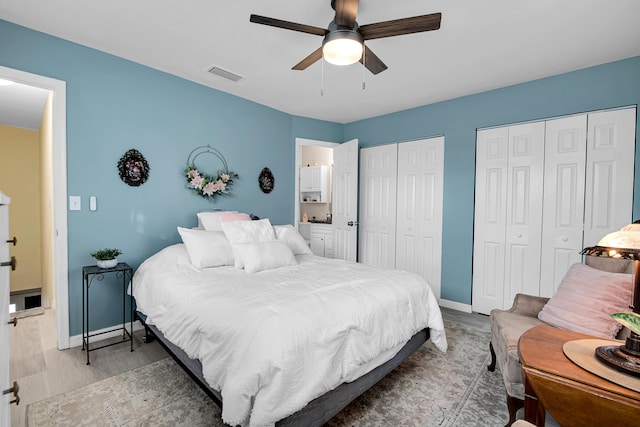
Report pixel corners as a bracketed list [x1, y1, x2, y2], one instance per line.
[89, 196, 97, 211]
[69, 196, 81, 211]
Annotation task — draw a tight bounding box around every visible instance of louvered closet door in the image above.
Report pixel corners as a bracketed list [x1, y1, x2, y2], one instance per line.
[472, 127, 509, 314]
[396, 137, 444, 301]
[539, 115, 587, 297]
[358, 144, 398, 268]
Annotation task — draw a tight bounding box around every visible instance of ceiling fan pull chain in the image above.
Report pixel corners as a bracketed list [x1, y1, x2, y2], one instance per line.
[362, 47, 366, 90]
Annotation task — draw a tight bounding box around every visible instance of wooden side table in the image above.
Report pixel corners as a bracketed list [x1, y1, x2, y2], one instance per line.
[82, 262, 134, 365]
[519, 325, 640, 427]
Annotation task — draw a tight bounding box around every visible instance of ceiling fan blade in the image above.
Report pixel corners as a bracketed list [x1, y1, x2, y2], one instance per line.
[333, 0, 359, 28]
[292, 47, 324, 70]
[361, 46, 387, 75]
[250, 14, 328, 37]
[359, 12, 441, 40]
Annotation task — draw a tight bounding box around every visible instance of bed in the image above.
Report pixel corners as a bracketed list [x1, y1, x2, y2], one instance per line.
[132, 218, 447, 427]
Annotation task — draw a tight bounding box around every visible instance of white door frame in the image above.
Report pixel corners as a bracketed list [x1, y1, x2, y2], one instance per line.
[294, 138, 338, 227]
[0, 66, 69, 349]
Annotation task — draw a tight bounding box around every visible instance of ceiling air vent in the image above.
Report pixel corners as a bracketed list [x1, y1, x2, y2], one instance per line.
[207, 66, 243, 82]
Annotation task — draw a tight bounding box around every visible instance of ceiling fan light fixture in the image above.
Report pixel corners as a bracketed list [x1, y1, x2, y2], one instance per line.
[322, 30, 363, 66]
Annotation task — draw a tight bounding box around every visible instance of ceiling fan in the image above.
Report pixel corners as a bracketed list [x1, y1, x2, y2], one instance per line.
[249, 0, 441, 75]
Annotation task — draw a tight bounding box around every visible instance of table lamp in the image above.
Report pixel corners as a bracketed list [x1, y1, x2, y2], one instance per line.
[581, 223, 640, 377]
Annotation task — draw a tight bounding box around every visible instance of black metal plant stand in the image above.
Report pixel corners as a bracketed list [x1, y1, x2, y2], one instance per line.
[82, 262, 134, 365]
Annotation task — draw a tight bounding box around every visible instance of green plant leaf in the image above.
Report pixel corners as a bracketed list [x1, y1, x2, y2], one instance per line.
[611, 312, 640, 335]
[90, 248, 122, 260]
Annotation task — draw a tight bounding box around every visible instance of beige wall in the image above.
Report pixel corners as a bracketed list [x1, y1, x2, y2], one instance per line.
[300, 146, 333, 222]
[40, 93, 54, 308]
[0, 124, 43, 293]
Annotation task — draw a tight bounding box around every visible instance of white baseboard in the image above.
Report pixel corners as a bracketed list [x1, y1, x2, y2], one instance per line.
[69, 320, 144, 348]
[439, 299, 472, 313]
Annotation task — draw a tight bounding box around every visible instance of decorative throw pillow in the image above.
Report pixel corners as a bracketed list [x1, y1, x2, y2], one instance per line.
[538, 263, 633, 339]
[221, 218, 277, 269]
[273, 224, 313, 255]
[233, 240, 298, 273]
[220, 211, 251, 222]
[177, 227, 234, 268]
[221, 218, 276, 244]
[197, 210, 238, 231]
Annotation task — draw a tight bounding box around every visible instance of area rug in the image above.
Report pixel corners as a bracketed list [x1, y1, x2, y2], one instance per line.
[27, 321, 510, 426]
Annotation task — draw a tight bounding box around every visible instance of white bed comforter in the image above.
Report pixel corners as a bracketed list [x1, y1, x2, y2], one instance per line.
[133, 244, 447, 427]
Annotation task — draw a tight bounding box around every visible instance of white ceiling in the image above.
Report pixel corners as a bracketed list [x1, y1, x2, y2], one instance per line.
[1, 0, 639, 128]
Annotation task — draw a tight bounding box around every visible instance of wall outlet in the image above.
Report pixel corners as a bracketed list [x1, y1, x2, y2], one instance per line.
[69, 196, 81, 211]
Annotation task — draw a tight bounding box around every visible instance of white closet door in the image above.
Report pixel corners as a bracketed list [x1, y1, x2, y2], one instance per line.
[472, 127, 509, 314]
[583, 108, 636, 247]
[502, 122, 546, 306]
[396, 137, 444, 300]
[539, 115, 587, 297]
[358, 144, 398, 268]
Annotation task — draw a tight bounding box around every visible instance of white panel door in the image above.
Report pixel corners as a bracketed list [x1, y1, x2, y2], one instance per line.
[332, 139, 359, 262]
[540, 115, 587, 297]
[472, 127, 509, 314]
[359, 144, 398, 268]
[502, 122, 545, 306]
[396, 137, 444, 300]
[1, 193, 11, 426]
[583, 108, 636, 247]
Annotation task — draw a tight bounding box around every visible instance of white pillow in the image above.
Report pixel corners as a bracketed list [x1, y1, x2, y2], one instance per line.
[233, 240, 298, 273]
[197, 210, 238, 231]
[221, 218, 276, 244]
[273, 224, 313, 255]
[177, 227, 234, 268]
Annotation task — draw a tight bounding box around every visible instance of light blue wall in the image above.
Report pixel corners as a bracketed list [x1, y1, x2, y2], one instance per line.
[344, 56, 640, 305]
[0, 20, 339, 335]
[2, 19, 638, 333]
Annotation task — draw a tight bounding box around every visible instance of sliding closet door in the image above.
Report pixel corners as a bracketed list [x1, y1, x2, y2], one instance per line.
[396, 137, 444, 300]
[583, 108, 636, 247]
[472, 127, 509, 314]
[358, 144, 398, 268]
[539, 115, 587, 297]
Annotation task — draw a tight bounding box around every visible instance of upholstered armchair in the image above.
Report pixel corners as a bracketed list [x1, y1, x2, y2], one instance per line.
[487, 257, 633, 426]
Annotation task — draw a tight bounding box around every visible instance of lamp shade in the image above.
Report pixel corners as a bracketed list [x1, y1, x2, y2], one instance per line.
[597, 223, 640, 252]
[322, 30, 364, 66]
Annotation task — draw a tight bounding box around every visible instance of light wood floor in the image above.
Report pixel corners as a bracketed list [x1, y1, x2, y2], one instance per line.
[9, 309, 168, 427]
[8, 307, 488, 427]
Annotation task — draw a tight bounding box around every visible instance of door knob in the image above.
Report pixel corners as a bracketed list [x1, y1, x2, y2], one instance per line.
[1, 256, 16, 271]
[3, 381, 20, 405]
[6, 236, 16, 246]
[347, 221, 359, 227]
[7, 317, 17, 327]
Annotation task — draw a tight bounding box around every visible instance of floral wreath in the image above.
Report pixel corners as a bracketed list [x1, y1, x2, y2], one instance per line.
[185, 145, 238, 201]
[185, 164, 238, 200]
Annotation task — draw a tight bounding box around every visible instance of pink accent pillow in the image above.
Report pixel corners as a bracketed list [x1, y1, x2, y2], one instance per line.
[538, 263, 633, 339]
[220, 212, 251, 222]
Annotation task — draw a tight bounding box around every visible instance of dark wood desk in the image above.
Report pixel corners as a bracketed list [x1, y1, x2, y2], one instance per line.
[519, 325, 640, 427]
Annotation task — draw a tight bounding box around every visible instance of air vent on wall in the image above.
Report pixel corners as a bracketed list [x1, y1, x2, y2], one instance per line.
[207, 66, 243, 82]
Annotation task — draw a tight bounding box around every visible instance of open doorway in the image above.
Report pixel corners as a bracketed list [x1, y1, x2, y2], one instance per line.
[0, 66, 70, 349]
[294, 138, 338, 227]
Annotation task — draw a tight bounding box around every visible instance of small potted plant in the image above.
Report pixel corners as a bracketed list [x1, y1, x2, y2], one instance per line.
[90, 248, 122, 269]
